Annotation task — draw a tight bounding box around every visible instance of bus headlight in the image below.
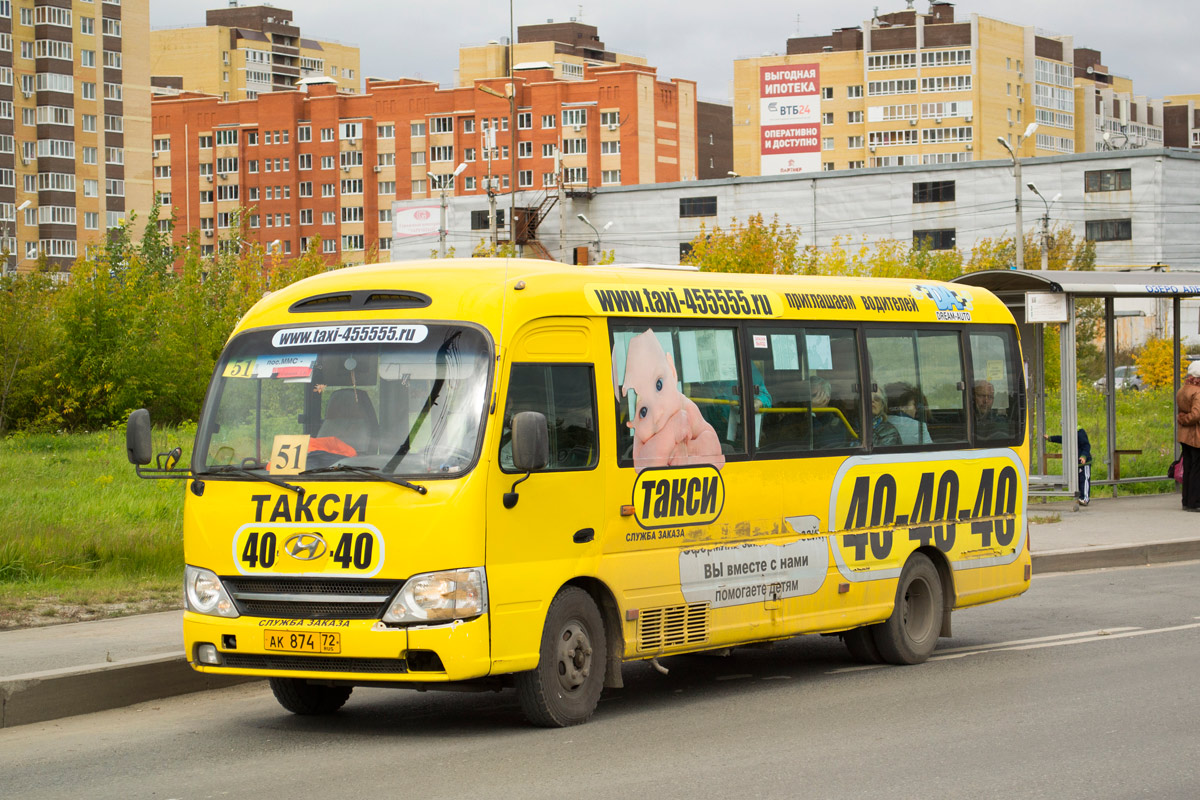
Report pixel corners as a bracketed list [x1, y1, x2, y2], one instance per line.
[184, 565, 239, 618]
[383, 568, 487, 624]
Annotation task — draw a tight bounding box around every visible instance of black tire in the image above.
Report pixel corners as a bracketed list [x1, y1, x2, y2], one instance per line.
[269, 677, 352, 715]
[515, 586, 606, 727]
[871, 553, 943, 665]
[842, 625, 884, 663]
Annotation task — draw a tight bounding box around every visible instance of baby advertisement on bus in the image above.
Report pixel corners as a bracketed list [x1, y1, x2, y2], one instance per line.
[613, 328, 728, 472]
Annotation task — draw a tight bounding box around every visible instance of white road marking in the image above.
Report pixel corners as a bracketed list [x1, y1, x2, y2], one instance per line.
[827, 623, 1199, 674]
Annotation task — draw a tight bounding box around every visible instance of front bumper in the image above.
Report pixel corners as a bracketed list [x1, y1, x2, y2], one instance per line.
[184, 610, 492, 683]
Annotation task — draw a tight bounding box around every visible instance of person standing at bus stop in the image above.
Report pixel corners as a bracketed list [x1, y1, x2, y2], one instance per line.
[1176, 361, 1200, 512]
[1046, 429, 1093, 507]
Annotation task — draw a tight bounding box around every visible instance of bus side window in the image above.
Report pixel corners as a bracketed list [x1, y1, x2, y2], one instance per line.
[611, 325, 745, 468]
[751, 326, 863, 453]
[500, 363, 598, 472]
[970, 330, 1022, 444]
[866, 329, 966, 448]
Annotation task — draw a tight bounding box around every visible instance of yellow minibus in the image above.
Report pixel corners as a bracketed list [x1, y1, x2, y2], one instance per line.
[127, 259, 1030, 726]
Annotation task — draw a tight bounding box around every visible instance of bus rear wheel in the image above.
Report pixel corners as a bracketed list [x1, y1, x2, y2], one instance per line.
[842, 625, 884, 663]
[515, 586, 606, 727]
[269, 677, 352, 715]
[872, 553, 943, 665]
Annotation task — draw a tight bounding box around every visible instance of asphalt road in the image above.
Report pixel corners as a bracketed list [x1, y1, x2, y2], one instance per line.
[3, 562, 1199, 800]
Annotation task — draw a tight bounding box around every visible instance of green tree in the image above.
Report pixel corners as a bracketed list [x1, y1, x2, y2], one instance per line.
[683, 214, 805, 274]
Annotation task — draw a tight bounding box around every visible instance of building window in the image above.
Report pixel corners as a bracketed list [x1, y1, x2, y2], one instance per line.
[297, 125, 311, 142]
[431, 116, 453, 134]
[562, 108, 587, 128]
[518, 141, 532, 158]
[517, 112, 531, 129]
[378, 124, 394, 139]
[821, 137, 834, 150]
[378, 181, 395, 195]
[471, 209, 504, 230]
[411, 122, 425, 137]
[822, 87, 834, 100]
[679, 196, 717, 218]
[822, 162, 835, 171]
[601, 140, 620, 155]
[518, 170, 532, 187]
[912, 180, 956, 203]
[821, 112, 834, 125]
[1085, 219, 1132, 242]
[542, 114, 556, 129]
[1084, 169, 1131, 193]
[913, 228, 956, 250]
[601, 169, 621, 184]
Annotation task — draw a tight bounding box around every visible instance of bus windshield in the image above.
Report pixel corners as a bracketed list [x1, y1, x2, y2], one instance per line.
[196, 323, 492, 478]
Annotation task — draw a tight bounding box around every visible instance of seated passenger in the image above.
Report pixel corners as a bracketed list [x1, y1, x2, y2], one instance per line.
[809, 376, 851, 449]
[871, 390, 901, 447]
[885, 381, 932, 445]
[973, 379, 1005, 439]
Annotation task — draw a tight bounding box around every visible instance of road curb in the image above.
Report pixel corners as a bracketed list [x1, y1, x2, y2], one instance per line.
[1032, 539, 1200, 574]
[0, 654, 259, 729]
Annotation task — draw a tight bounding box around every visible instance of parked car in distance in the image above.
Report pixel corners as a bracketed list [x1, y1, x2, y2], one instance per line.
[1093, 365, 1144, 392]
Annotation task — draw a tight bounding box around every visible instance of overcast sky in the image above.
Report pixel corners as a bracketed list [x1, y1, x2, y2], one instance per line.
[150, 1, 1195, 103]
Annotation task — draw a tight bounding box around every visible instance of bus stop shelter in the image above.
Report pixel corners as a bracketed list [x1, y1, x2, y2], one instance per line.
[952, 269, 1200, 498]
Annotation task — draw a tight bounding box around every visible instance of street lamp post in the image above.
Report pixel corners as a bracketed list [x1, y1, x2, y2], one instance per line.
[996, 122, 1039, 270]
[576, 213, 612, 263]
[428, 162, 468, 258]
[13, 200, 31, 273]
[1026, 182, 1061, 272]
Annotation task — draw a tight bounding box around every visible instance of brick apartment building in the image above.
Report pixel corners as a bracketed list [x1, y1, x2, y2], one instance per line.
[152, 25, 700, 263]
[1, 0, 152, 274]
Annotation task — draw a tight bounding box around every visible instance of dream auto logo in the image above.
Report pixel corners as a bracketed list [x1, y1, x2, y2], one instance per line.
[912, 284, 973, 320]
[414, 209, 431, 221]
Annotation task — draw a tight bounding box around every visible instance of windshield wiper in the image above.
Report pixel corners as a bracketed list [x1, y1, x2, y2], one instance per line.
[301, 464, 428, 495]
[205, 465, 304, 495]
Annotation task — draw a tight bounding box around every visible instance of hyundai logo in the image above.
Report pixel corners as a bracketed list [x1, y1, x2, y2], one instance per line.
[284, 533, 328, 560]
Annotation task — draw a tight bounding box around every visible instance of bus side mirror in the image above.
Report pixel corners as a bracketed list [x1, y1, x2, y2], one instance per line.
[504, 411, 548, 509]
[127, 408, 153, 466]
[511, 411, 549, 472]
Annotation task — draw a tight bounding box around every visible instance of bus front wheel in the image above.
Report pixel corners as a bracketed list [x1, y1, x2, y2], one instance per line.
[516, 586, 606, 727]
[269, 677, 352, 715]
[871, 553, 943, 665]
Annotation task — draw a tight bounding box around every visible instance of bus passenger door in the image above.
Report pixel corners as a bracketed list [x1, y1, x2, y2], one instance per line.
[486, 321, 606, 675]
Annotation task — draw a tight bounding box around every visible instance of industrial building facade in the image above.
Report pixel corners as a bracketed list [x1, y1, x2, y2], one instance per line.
[0, 0, 152, 273]
[388, 147, 1200, 345]
[732, 2, 1165, 178]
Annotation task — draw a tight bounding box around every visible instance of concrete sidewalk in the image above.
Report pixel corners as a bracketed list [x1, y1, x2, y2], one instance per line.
[3, 491, 1198, 729]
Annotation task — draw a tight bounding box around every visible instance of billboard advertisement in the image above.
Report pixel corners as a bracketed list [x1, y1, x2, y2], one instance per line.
[394, 205, 441, 238]
[759, 64, 821, 175]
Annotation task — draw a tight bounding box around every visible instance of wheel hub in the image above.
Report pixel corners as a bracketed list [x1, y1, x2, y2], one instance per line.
[555, 621, 593, 693]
